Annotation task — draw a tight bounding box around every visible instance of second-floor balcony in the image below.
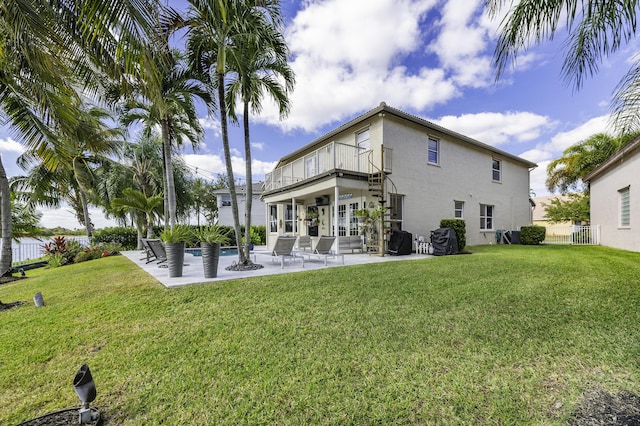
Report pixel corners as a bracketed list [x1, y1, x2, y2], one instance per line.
[264, 142, 392, 192]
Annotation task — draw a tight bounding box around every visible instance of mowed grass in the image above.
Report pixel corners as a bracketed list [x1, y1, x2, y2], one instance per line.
[1, 245, 639, 425]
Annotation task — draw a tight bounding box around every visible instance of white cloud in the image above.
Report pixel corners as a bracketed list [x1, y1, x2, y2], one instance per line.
[255, 0, 461, 132]
[251, 141, 265, 151]
[433, 111, 556, 146]
[0, 137, 26, 154]
[427, 0, 495, 87]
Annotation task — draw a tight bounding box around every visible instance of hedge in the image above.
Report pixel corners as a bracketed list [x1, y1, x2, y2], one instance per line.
[520, 225, 546, 245]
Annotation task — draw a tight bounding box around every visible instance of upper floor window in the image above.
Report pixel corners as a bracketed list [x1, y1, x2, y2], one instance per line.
[480, 204, 494, 230]
[492, 159, 502, 182]
[220, 194, 231, 206]
[356, 129, 370, 151]
[428, 137, 439, 165]
[620, 186, 630, 227]
[454, 200, 464, 219]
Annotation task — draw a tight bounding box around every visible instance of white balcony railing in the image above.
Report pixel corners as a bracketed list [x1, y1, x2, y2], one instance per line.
[265, 142, 370, 192]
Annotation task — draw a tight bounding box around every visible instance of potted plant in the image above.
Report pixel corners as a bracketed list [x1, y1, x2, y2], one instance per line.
[160, 225, 193, 278]
[354, 208, 370, 223]
[195, 226, 229, 279]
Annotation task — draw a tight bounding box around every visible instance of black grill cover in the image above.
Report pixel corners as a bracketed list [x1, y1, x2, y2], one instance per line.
[430, 228, 459, 256]
[388, 230, 413, 255]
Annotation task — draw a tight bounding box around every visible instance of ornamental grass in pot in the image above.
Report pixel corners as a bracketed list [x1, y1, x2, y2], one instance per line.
[160, 225, 193, 278]
[195, 226, 230, 279]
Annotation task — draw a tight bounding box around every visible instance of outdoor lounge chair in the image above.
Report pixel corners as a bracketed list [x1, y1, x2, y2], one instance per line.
[297, 235, 312, 251]
[303, 236, 344, 265]
[254, 236, 303, 269]
[145, 239, 167, 264]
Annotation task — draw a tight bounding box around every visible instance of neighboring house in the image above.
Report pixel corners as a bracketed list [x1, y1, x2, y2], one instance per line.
[532, 195, 573, 227]
[262, 102, 537, 250]
[213, 183, 266, 228]
[584, 136, 640, 252]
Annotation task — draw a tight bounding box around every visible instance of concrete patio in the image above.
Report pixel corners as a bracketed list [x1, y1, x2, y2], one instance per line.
[121, 246, 433, 288]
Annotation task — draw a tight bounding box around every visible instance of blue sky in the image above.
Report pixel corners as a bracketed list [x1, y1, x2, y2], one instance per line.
[1, 0, 634, 228]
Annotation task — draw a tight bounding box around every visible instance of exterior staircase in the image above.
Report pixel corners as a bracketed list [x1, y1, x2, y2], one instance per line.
[366, 148, 397, 256]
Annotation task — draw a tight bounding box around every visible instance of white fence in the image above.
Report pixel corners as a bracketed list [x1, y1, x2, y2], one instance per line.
[1, 237, 91, 264]
[543, 225, 600, 245]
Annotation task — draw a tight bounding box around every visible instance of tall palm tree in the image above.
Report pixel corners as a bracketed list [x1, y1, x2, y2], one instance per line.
[226, 26, 294, 261]
[546, 132, 638, 194]
[118, 48, 206, 230]
[0, 0, 160, 274]
[186, 0, 287, 264]
[487, 0, 640, 132]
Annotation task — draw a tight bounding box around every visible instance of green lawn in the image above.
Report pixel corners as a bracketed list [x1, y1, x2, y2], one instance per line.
[1, 245, 639, 425]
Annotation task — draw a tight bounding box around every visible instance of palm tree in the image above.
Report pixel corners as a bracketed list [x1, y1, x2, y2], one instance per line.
[16, 106, 122, 237]
[186, 0, 287, 264]
[112, 188, 163, 246]
[226, 26, 294, 261]
[118, 48, 206, 230]
[0, 0, 160, 274]
[487, 0, 640, 132]
[546, 132, 638, 194]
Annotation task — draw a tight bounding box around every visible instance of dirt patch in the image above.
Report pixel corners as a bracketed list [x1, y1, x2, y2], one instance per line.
[569, 388, 640, 425]
[0, 274, 26, 284]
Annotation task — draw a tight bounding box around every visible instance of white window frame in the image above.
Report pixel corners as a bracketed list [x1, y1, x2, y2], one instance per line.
[284, 204, 294, 233]
[269, 205, 278, 233]
[480, 204, 494, 231]
[356, 128, 370, 151]
[454, 200, 464, 219]
[428, 136, 439, 165]
[492, 159, 502, 182]
[389, 194, 404, 232]
[619, 186, 630, 228]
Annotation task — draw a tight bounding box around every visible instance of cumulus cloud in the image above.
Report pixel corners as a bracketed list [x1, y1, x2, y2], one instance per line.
[0, 137, 26, 154]
[433, 111, 556, 146]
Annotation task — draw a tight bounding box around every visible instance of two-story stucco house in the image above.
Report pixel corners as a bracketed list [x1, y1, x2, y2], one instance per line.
[262, 103, 537, 252]
[213, 183, 266, 227]
[584, 135, 640, 252]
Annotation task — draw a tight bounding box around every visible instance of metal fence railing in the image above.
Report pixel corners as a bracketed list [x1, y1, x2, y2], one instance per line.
[543, 225, 600, 245]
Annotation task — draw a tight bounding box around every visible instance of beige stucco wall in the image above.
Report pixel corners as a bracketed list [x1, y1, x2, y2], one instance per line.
[382, 115, 532, 246]
[589, 152, 640, 252]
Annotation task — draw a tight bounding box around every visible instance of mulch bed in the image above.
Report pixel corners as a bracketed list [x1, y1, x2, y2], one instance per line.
[17, 408, 102, 426]
[0, 300, 25, 311]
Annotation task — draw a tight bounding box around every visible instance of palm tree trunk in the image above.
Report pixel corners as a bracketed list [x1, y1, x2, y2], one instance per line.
[217, 71, 245, 263]
[0, 156, 13, 276]
[161, 119, 177, 229]
[78, 189, 94, 238]
[243, 100, 253, 261]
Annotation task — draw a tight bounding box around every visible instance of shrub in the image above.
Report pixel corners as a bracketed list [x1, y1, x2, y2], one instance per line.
[92, 227, 138, 250]
[43, 236, 85, 267]
[520, 225, 546, 245]
[251, 226, 266, 244]
[439, 219, 466, 249]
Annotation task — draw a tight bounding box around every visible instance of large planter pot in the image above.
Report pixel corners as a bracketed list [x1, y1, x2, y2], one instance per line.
[201, 242, 221, 279]
[165, 242, 186, 278]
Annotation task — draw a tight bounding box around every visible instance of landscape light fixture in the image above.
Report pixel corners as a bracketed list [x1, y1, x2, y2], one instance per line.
[73, 364, 99, 424]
